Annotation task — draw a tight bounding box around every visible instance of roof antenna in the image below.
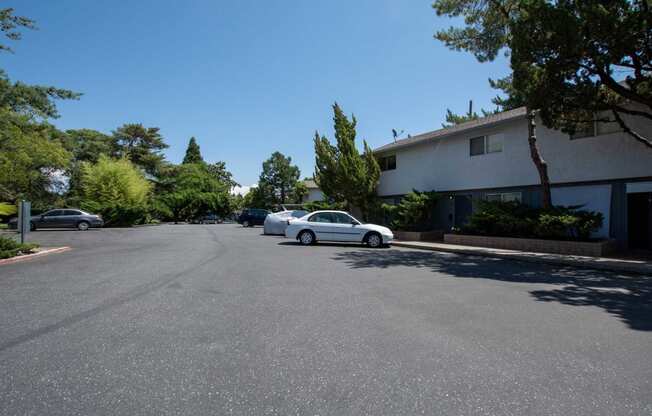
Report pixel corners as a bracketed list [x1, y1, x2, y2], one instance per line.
[392, 129, 404, 142]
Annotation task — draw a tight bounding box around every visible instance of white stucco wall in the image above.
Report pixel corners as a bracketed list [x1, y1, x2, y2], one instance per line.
[377, 115, 652, 196]
[304, 188, 324, 202]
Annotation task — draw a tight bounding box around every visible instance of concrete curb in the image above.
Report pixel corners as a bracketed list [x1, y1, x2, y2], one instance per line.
[0, 246, 71, 266]
[392, 241, 652, 276]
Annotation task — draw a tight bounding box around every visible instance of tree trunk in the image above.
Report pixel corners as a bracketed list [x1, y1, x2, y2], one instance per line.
[527, 109, 552, 209]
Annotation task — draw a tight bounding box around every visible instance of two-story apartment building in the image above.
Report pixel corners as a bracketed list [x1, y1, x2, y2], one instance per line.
[374, 107, 652, 250]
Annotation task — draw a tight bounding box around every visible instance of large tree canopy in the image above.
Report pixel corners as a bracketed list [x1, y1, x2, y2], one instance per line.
[112, 124, 168, 175]
[0, 109, 70, 204]
[434, 0, 652, 147]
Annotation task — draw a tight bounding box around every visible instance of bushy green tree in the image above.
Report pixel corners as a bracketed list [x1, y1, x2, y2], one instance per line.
[241, 183, 275, 210]
[79, 155, 152, 225]
[157, 163, 231, 222]
[314, 103, 380, 218]
[64, 129, 114, 163]
[112, 124, 168, 175]
[259, 151, 301, 205]
[182, 137, 203, 164]
[0, 109, 70, 205]
[207, 161, 239, 189]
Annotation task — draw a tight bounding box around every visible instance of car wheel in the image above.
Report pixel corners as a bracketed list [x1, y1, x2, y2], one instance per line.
[77, 221, 90, 231]
[243, 220, 250, 227]
[30, 222, 36, 231]
[298, 230, 315, 246]
[366, 232, 383, 248]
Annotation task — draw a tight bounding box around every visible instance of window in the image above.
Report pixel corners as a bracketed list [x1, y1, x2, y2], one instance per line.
[63, 210, 82, 215]
[308, 213, 333, 223]
[291, 210, 308, 218]
[502, 192, 522, 202]
[570, 112, 622, 139]
[486, 135, 503, 153]
[470, 135, 503, 156]
[378, 155, 396, 171]
[470, 136, 485, 156]
[44, 210, 63, 217]
[485, 192, 522, 203]
[332, 213, 356, 224]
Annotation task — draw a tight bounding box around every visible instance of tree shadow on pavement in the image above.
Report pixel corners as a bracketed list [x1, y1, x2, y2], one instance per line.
[332, 249, 652, 331]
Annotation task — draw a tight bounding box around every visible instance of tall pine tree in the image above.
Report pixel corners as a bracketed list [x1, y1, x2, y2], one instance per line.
[182, 137, 203, 164]
[314, 103, 380, 219]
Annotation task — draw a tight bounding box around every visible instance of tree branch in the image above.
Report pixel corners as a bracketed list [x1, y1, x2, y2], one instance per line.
[611, 105, 652, 121]
[593, 65, 652, 109]
[612, 109, 652, 148]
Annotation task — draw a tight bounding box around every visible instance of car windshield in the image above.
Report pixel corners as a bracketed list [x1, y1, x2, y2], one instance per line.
[291, 210, 308, 218]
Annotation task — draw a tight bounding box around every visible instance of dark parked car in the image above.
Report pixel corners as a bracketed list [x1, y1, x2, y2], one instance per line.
[237, 208, 270, 227]
[191, 213, 222, 224]
[9, 209, 104, 231]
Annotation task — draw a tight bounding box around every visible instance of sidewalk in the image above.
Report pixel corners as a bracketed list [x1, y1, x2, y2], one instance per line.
[392, 241, 652, 275]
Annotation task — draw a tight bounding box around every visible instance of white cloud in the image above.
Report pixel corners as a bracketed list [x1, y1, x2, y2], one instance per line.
[231, 184, 256, 196]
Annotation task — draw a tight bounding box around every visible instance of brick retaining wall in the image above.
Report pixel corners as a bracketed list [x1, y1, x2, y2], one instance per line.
[394, 230, 444, 242]
[443, 234, 616, 257]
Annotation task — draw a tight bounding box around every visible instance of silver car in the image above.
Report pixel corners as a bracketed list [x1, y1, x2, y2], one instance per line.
[8, 208, 104, 231]
[263, 210, 308, 235]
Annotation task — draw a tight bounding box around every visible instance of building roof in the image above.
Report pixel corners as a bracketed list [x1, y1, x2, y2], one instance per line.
[374, 106, 527, 154]
[303, 179, 319, 189]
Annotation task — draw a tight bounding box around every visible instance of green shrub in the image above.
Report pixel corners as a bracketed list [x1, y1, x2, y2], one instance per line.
[382, 190, 439, 231]
[463, 201, 538, 238]
[0, 235, 38, 259]
[537, 208, 604, 240]
[79, 156, 152, 226]
[461, 200, 603, 241]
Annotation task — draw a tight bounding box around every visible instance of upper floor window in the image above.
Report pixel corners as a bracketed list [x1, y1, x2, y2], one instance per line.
[485, 192, 522, 203]
[470, 135, 503, 156]
[378, 154, 396, 171]
[570, 113, 622, 139]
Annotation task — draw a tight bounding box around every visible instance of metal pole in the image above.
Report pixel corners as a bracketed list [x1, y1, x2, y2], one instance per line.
[18, 200, 30, 244]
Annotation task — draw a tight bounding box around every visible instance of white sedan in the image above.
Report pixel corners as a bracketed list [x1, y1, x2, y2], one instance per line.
[284, 210, 393, 248]
[263, 210, 308, 235]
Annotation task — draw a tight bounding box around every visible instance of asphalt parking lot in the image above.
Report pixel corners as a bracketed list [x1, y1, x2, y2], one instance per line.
[0, 224, 650, 415]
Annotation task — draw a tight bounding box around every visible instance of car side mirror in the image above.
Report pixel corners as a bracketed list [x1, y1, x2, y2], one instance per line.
[351, 221, 358, 226]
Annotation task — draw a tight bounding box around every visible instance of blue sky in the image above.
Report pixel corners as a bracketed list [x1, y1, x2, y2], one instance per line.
[3, 0, 510, 187]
